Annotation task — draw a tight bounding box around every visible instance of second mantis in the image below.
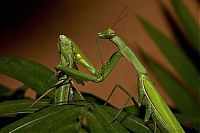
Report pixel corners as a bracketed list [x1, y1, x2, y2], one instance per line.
[96, 28, 185, 133]
[35, 29, 184, 132]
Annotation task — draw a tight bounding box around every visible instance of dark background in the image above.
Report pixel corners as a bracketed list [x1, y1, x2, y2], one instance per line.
[0, 0, 198, 107]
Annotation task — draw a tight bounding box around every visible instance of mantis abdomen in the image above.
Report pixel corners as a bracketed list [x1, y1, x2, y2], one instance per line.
[139, 73, 185, 133]
[97, 28, 185, 133]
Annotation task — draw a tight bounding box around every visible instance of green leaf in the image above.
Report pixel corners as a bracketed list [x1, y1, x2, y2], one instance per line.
[171, 0, 200, 53]
[56, 123, 83, 133]
[85, 111, 108, 133]
[0, 104, 84, 132]
[92, 105, 129, 133]
[123, 106, 142, 117]
[1, 102, 133, 133]
[137, 16, 199, 96]
[174, 113, 200, 125]
[82, 92, 110, 105]
[142, 54, 199, 116]
[0, 99, 50, 116]
[175, 113, 200, 132]
[0, 57, 57, 97]
[103, 106, 153, 133]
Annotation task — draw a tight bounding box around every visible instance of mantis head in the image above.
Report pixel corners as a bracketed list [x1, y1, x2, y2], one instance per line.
[58, 35, 73, 53]
[97, 28, 116, 39]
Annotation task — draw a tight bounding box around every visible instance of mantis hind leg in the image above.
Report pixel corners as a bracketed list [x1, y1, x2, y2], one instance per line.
[105, 84, 137, 124]
[31, 74, 70, 106]
[31, 87, 55, 107]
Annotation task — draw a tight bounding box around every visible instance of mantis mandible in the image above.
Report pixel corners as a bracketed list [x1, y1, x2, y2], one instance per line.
[96, 28, 185, 133]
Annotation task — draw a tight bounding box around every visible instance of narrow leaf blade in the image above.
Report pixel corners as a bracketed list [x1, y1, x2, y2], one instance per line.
[85, 111, 108, 133]
[0, 105, 84, 132]
[171, 0, 200, 52]
[92, 105, 129, 133]
[102, 106, 153, 133]
[137, 16, 199, 95]
[0, 57, 57, 97]
[0, 99, 50, 116]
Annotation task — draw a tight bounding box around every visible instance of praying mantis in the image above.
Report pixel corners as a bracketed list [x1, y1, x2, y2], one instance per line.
[32, 34, 127, 105]
[33, 28, 184, 132]
[96, 28, 185, 133]
[32, 35, 82, 105]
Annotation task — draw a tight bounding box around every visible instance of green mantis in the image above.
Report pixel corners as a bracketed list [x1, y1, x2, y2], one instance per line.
[54, 35, 81, 103]
[33, 28, 185, 132]
[32, 35, 81, 105]
[96, 28, 185, 133]
[32, 34, 126, 105]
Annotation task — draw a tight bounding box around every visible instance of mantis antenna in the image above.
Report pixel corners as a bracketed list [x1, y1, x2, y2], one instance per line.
[96, 5, 129, 67]
[111, 5, 128, 28]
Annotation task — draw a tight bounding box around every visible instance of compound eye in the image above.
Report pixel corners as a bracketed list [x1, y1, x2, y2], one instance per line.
[76, 54, 82, 60]
[59, 35, 65, 40]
